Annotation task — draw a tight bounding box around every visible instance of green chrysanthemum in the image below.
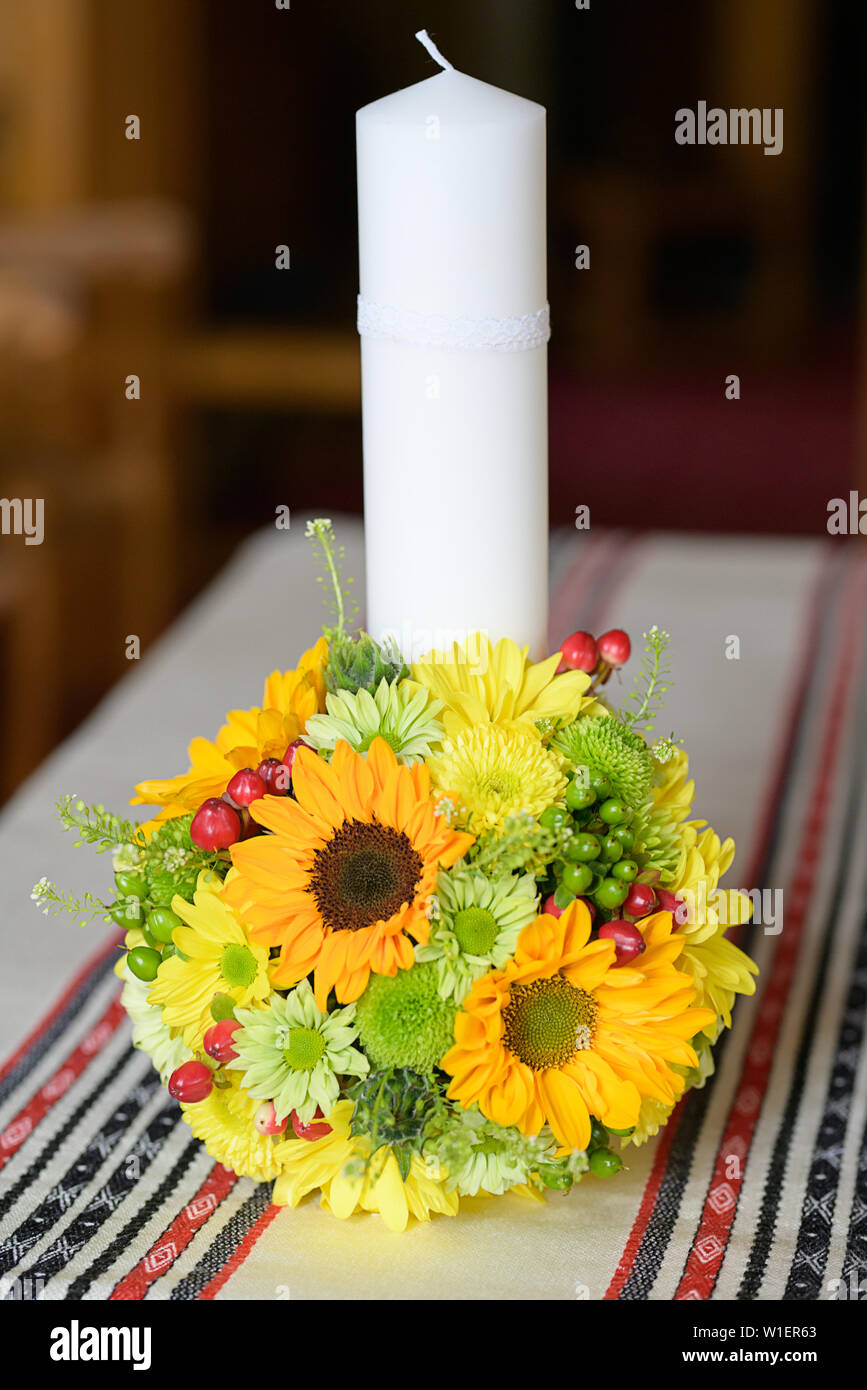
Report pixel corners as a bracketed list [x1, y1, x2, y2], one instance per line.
[120, 964, 192, 1083]
[303, 677, 444, 764]
[354, 962, 457, 1072]
[424, 1107, 558, 1196]
[416, 868, 539, 1003]
[228, 979, 368, 1123]
[552, 712, 654, 808]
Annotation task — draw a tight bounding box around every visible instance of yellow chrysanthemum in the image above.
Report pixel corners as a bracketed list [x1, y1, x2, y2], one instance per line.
[411, 633, 592, 740]
[443, 903, 715, 1151]
[427, 723, 567, 833]
[131, 638, 328, 828]
[676, 925, 758, 1033]
[148, 876, 271, 1049]
[668, 823, 753, 945]
[652, 748, 695, 821]
[272, 1100, 459, 1232]
[181, 1077, 282, 1181]
[224, 739, 473, 1008]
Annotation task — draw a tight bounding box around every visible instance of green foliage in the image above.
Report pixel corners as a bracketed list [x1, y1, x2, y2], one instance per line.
[552, 715, 654, 808]
[323, 630, 409, 696]
[141, 814, 209, 905]
[347, 1067, 446, 1181]
[305, 517, 358, 638]
[54, 795, 144, 854]
[620, 626, 674, 733]
[465, 812, 572, 878]
[30, 878, 113, 927]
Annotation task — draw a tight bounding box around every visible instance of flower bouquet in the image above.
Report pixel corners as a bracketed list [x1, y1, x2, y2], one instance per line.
[36, 521, 758, 1232]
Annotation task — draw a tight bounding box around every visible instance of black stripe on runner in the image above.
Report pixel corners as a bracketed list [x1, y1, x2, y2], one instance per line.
[0, 1062, 159, 1277]
[0, 948, 119, 1107]
[6, 1095, 181, 1291]
[737, 642, 867, 1300]
[67, 1136, 203, 1300]
[168, 1181, 274, 1301]
[840, 1110, 867, 1291]
[0, 1043, 136, 1224]
[616, 552, 847, 1300]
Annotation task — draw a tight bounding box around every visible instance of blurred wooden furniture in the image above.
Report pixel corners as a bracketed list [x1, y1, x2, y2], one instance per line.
[559, 0, 818, 369]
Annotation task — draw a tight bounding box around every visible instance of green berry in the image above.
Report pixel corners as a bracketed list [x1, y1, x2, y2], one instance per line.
[589, 1147, 623, 1178]
[127, 946, 161, 982]
[565, 780, 596, 812]
[567, 832, 601, 862]
[606, 1126, 635, 1137]
[599, 798, 631, 825]
[611, 859, 638, 882]
[589, 1118, 608, 1150]
[612, 825, 635, 851]
[211, 993, 237, 1022]
[537, 1164, 573, 1192]
[539, 806, 571, 831]
[114, 870, 147, 899]
[600, 835, 623, 862]
[561, 861, 593, 895]
[590, 773, 613, 798]
[595, 877, 629, 910]
[146, 907, 182, 945]
[110, 898, 142, 927]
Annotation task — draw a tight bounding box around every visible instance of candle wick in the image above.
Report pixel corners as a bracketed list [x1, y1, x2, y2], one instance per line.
[415, 29, 454, 72]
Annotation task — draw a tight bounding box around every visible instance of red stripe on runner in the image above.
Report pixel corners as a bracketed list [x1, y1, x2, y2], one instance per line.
[674, 562, 867, 1300]
[110, 1163, 238, 1301]
[603, 548, 847, 1300]
[604, 1098, 686, 1299]
[197, 1200, 282, 1300]
[0, 993, 125, 1170]
[0, 928, 123, 1086]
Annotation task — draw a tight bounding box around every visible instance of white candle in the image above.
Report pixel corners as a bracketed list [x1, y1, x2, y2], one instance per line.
[357, 31, 549, 663]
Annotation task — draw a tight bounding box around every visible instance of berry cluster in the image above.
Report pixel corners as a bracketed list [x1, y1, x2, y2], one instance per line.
[188, 738, 306, 851]
[558, 627, 632, 683]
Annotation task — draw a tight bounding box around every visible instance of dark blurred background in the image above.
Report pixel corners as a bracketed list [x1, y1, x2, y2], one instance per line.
[0, 0, 865, 801]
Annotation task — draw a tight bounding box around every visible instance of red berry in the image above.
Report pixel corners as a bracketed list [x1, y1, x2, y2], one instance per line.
[655, 888, 688, 924]
[203, 1019, 241, 1064]
[597, 629, 631, 667]
[190, 798, 241, 851]
[598, 919, 646, 966]
[226, 767, 267, 806]
[559, 630, 598, 673]
[622, 882, 657, 918]
[254, 1101, 289, 1136]
[257, 757, 290, 796]
[168, 1060, 213, 1104]
[281, 739, 306, 782]
[542, 894, 564, 919]
[291, 1107, 332, 1142]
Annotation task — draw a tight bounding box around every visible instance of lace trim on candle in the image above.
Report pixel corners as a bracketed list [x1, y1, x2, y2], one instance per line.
[356, 296, 551, 352]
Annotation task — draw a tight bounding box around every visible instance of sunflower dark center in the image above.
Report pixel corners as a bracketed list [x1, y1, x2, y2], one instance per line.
[308, 819, 423, 933]
[501, 973, 597, 1071]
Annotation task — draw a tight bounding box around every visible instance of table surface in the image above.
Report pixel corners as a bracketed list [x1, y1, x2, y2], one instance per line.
[1, 519, 865, 1301]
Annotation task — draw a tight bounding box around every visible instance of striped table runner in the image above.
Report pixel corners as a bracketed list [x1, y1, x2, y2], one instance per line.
[1, 526, 865, 1300]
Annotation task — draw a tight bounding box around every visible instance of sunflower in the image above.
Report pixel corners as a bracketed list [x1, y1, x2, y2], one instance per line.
[180, 1077, 283, 1181]
[224, 738, 473, 1007]
[416, 867, 539, 1002]
[148, 876, 271, 1049]
[442, 902, 716, 1150]
[229, 979, 368, 1123]
[272, 1099, 459, 1231]
[411, 633, 592, 740]
[132, 638, 328, 827]
[304, 677, 444, 764]
[426, 723, 567, 833]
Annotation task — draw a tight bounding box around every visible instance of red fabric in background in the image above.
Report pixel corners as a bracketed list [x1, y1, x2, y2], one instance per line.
[548, 363, 856, 534]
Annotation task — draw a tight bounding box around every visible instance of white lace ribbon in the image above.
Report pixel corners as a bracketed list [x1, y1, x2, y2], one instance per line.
[356, 295, 551, 353]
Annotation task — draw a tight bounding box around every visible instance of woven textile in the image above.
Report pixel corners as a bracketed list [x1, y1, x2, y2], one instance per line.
[1, 521, 865, 1300]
